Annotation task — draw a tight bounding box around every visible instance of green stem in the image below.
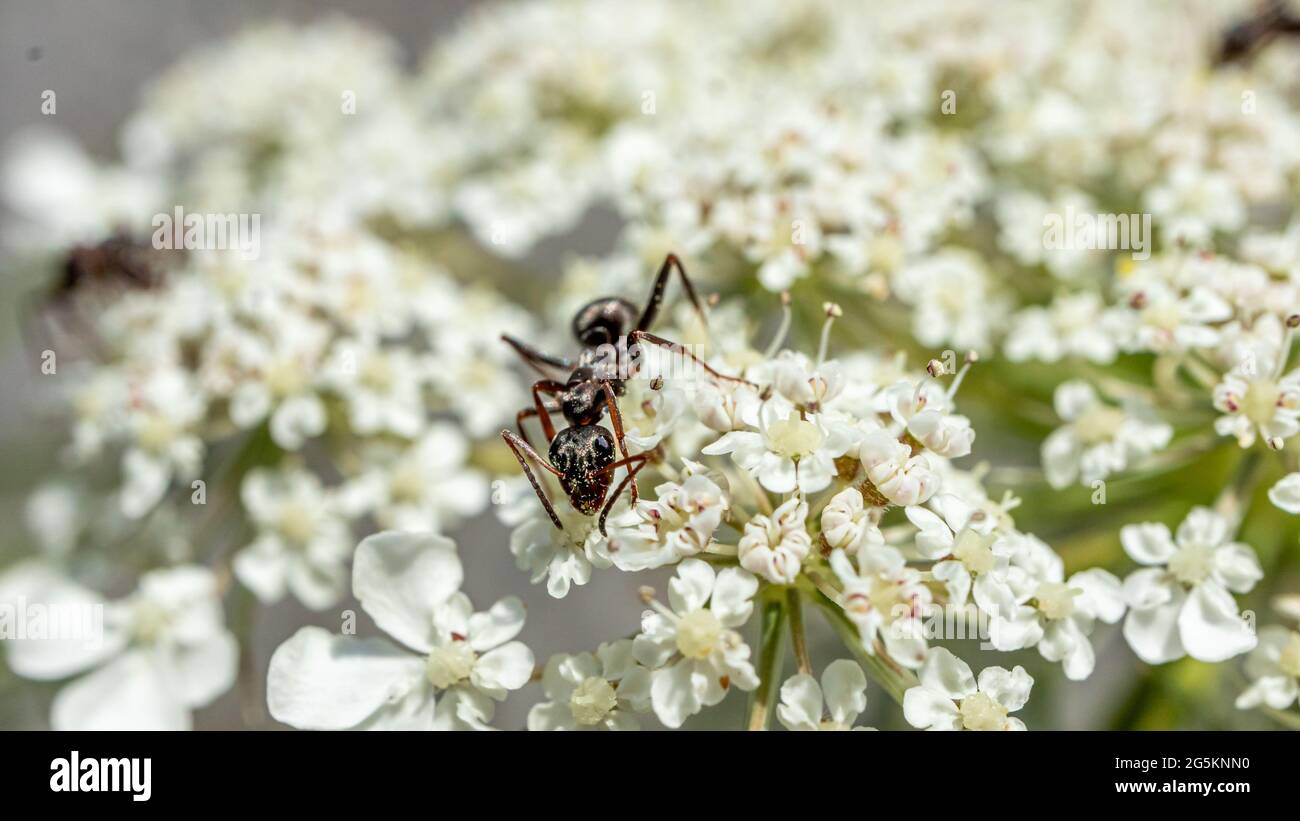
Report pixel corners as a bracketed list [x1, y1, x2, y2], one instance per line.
[746, 596, 787, 730]
[231, 584, 263, 728]
[810, 590, 917, 704]
[787, 587, 812, 676]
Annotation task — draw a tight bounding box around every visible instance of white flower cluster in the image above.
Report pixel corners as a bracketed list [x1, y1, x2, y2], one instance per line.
[3, 0, 1298, 731]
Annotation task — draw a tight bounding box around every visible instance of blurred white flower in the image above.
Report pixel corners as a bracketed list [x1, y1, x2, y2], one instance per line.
[1235, 626, 1300, 711]
[4, 564, 235, 730]
[527, 641, 651, 731]
[234, 466, 350, 610]
[268, 532, 533, 730]
[1120, 508, 1261, 664]
[903, 648, 1033, 731]
[1042, 380, 1171, 488]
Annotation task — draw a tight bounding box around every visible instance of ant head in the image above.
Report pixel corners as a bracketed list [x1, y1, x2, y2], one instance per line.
[572, 297, 638, 349]
[560, 373, 606, 427]
[1220, 22, 1257, 62]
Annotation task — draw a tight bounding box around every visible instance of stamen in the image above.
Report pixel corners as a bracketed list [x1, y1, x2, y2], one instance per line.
[817, 302, 842, 366]
[947, 351, 978, 399]
[764, 291, 793, 358]
[1275, 314, 1300, 380]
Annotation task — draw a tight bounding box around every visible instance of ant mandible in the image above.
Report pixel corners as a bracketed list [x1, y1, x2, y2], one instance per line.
[499, 253, 758, 537]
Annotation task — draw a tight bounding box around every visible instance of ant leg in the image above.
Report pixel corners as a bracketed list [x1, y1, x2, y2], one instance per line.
[599, 380, 638, 504]
[501, 430, 565, 530]
[589, 453, 650, 479]
[629, 330, 758, 389]
[635, 253, 708, 333]
[501, 334, 573, 381]
[529, 380, 566, 444]
[515, 399, 560, 451]
[599, 458, 649, 536]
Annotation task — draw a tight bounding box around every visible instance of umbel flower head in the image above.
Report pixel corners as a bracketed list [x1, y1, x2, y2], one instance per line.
[5, 0, 1300, 733]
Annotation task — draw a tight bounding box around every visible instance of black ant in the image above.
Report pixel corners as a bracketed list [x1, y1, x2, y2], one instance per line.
[1218, 0, 1300, 64]
[499, 253, 758, 536]
[25, 233, 168, 358]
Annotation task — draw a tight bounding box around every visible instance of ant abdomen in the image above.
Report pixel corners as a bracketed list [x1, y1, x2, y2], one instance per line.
[572, 297, 639, 348]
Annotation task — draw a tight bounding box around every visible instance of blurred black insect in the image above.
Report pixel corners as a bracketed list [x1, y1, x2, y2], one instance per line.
[26, 233, 168, 357]
[1218, 0, 1300, 63]
[499, 253, 755, 535]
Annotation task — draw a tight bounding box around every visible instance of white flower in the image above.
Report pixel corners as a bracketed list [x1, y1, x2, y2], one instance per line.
[737, 495, 812, 585]
[618, 378, 689, 453]
[322, 337, 427, 439]
[1213, 364, 1300, 449]
[1145, 164, 1245, 247]
[608, 462, 728, 571]
[226, 314, 329, 450]
[1004, 293, 1120, 364]
[703, 402, 854, 495]
[339, 423, 489, 532]
[975, 531, 1126, 679]
[829, 545, 930, 668]
[892, 249, 1008, 354]
[885, 380, 974, 459]
[858, 428, 940, 506]
[1235, 626, 1300, 711]
[777, 660, 872, 731]
[904, 493, 1005, 607]
[771, 350, 845, 410]
[527, 640, 651, 730]
[1118, 281, 1231, 354]
[903, 648, 1033, 731]
[510, 503, 610, 599]
[25, 483, 83, 557]
[119, 368, 205, 518]
[1120, 507, 1262, 664]
[267, 532, 534, 730]
[633, 559, 759, 728]
[233, 466, 351, 610]
[4, 564, 236, 730]
[1041, 381, 1171, 488]
[693, 377, 762, 433]
[820, 487, 884, 554]
[1268, 472, 1300, 514]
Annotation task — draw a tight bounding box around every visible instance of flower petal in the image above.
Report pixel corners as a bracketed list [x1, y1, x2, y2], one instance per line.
[1120, 522, 1177, 565]
[1267, 472, 1300, 514]
[266, 626, 425, 730]
[471, 641, 535, 697]
[52, 650, 189, 730]
[918, 646, 976, 700]
[776, 674, 823, 731]
[353, 531, 462, 653]
[977, 665, 1033, 712]
[1178, 582, 1257, 663]
[1123, 588, 1187, 664]
[667, 558, 716, 615]
[710, 567, 758, 627]
[821, 659, 867, 725]
[902, 685, 960, 730]
[650, 660, 700, 728]
[468, 596, 527, 652]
